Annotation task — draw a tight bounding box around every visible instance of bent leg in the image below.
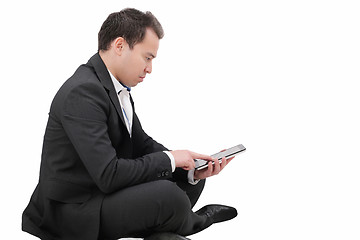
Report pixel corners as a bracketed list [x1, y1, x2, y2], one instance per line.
[99, 180, 211, 239]
[176, 179, 206, 208]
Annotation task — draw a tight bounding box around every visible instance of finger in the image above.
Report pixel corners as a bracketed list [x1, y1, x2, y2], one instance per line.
[191, 152, 213, 161]
[213, 158, 221, 175]
[220, 157, 227, 170]
[185, 160, 195, 171]
[206, 160, 214, 177]
[226, 156, 234, 164]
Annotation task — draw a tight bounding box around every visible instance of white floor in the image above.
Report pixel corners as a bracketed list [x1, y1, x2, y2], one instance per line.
[5, 1, 360, 240]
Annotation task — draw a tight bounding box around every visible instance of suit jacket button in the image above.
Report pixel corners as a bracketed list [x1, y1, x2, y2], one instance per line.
[157, 173, 161, 178]
[165, 171, 169, 176]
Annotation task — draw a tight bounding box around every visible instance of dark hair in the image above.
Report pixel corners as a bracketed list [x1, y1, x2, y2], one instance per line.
[98, 8, 164, 51]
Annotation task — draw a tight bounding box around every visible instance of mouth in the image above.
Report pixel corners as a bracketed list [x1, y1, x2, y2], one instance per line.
[139, 76, 146, 82]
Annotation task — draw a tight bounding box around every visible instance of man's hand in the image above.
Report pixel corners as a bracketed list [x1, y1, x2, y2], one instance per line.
[194, 154, 235, 180]
[170, 150, 213, 171]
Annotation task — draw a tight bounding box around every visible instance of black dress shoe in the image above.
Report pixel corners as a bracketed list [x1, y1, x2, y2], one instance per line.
[144, 232, 191, 240]
[195, 204, 237, 224]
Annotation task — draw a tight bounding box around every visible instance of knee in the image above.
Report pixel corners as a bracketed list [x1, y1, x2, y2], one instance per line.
[155, 180, 191, 216]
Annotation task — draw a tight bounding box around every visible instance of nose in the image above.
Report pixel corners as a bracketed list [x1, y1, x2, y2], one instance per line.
[145, 62, 152, 74]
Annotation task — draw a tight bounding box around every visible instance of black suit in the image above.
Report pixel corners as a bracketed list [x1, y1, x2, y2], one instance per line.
[22, 53, 210, 240]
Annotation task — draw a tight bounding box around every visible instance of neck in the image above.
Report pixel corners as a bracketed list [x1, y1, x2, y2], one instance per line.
[99, 50, 117, 79]
[99, 50, 130, 90]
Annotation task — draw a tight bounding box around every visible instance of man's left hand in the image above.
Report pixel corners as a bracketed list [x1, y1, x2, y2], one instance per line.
[193, 155, 234, 180]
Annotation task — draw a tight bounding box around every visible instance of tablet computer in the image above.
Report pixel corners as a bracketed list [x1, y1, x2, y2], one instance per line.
[194, 144, 246, 170]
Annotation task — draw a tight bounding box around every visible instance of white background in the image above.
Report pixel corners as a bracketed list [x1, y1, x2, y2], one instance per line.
[1, 0, 359, 239]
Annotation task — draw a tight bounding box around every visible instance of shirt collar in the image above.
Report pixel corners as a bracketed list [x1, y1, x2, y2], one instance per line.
[108, 70, 131, 94]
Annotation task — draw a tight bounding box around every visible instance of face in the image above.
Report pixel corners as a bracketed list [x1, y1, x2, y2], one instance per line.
[113, 28, 160, 87]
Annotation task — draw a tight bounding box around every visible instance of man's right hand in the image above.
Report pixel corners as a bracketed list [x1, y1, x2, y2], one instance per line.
[170, 150, 213, 171]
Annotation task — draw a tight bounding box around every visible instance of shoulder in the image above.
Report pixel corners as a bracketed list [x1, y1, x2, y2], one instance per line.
[65, 64, 102, 91]
[50, 64, 110, 119]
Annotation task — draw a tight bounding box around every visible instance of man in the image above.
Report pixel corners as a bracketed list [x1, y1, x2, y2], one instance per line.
[22, 8, 237, 240]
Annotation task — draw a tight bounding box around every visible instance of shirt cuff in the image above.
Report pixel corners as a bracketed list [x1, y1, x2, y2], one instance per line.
[187, 169, 200, 185]
[163, 151, 176, 172]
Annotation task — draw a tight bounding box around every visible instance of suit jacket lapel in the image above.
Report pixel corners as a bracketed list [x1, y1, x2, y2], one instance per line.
[87, 53, 128, 128]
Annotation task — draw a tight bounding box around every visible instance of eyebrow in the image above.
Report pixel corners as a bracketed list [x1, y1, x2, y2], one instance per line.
[147, 53, 156, 59]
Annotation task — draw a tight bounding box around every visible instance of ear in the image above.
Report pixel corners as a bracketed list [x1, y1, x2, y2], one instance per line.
[113, 37, 126, 56]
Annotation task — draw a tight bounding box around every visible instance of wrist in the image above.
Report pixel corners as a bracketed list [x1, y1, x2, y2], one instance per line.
[188, 169, 200, 185]
[164, 151, 176, 172]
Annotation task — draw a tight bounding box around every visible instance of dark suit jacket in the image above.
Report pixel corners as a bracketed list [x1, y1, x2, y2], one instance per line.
[22, 53, 187, 240]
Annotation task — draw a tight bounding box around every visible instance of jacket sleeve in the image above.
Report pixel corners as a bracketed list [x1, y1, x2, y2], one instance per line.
[60, 81, 173, 194]
[131, 101, 190, 183]
[132, 111, 169, 155]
